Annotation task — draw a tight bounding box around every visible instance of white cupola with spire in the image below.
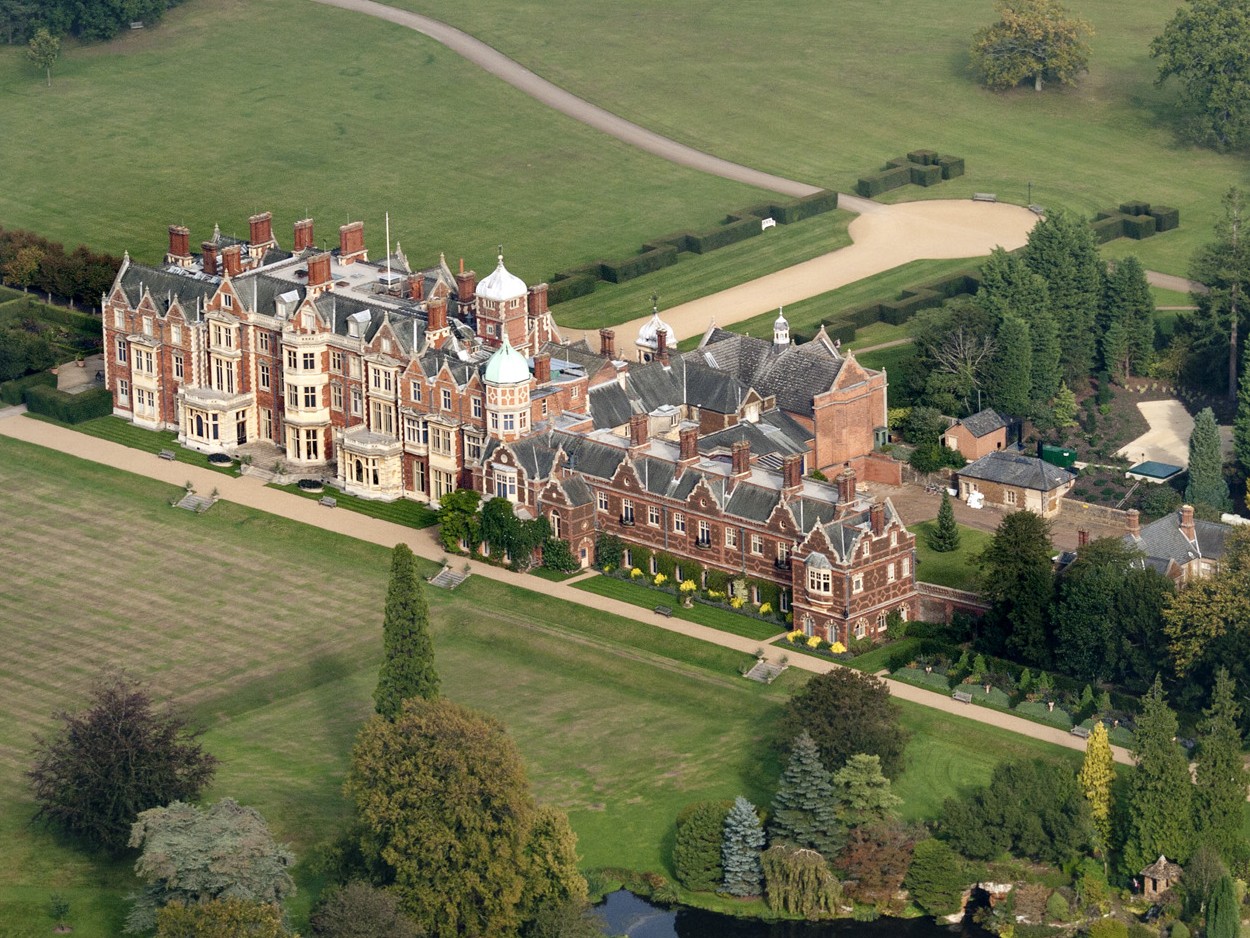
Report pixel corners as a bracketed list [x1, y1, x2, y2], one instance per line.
[476, 250, 527, 303]
[484, 333, 531, 442]
[635, 294, 677, 363]
[475, 247, 530, 352]
[773, 307, 790, 347]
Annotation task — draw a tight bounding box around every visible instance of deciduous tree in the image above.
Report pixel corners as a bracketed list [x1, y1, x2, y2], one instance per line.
[1152, 0, 1250, 151]
[155, 899, 293, 938]
[1078, 721, 1115, 860]
[769, 731, 843, 857]
[126, 799, 295, 934]
[27, 672, 217, 854]
[309, 882, 422, 938]
[373, 543, 438, 719]
[760, 845, 840, 919]
[1193, 668, 1249, 864]
[782, 669, 908, 778]
[1122, 677, 1193, 874]
[721, 796, 765, 897]
[970, 0, 1092, 91]
[1186, 406, 1232, 512]
[834, 821, 917, 908]
[26, 27, 57, 86]
[1164, 528, 1250, 675]
[436, 487, 480, 553]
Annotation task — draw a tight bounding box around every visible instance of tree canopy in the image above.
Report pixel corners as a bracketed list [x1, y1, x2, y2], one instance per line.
[782, 669, 908, 778]
[1023, 210, 1104, 382]
[155, 899, 293, 938]
[1193, 669, 1249, 863]
[26, 27, 57, 86]
[309, 882, 421, 938]
[976, 510, 1055, 665]
[27, 672, 217, 854]
[1122, 678, 1194, 874]
[769, 731, 843, 857]
[970, 0, 1093, 92]
[1152, 0, 1250, 151]
[1186, 406, 1232, 512]
[373, 543, 439, 719]
[721, 796, 765, 897]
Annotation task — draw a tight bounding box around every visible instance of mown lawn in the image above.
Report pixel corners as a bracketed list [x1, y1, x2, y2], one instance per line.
[268, 481, 438, 529]
[909, 521, 992, 591]
[0, 438, 1085, 932]
[25, 413, 235, 475]
[390, 0, 1238, 276]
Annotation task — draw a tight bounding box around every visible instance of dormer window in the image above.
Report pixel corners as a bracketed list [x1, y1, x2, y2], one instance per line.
[807, 568, 832, 593]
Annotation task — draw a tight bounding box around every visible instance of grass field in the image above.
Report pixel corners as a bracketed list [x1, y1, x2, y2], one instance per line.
[0, 0, 768, 287]
[909, 521, 993, 591]
[389, 0, 1242, 276]
[0, 438, 1080, 932]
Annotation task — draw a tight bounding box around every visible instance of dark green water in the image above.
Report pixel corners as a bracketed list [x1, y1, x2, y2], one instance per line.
[596, 891, 993, 938]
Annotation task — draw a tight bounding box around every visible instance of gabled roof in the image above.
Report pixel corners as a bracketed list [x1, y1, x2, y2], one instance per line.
[957, 408, 1011, 439]
[959, 452, 1075, 491]
[687, 328, 849, 416]
[1126, 511, 1232, 567]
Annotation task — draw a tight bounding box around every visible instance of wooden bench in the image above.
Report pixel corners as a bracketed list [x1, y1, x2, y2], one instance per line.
[972, 192, 997, 203]
[653, 605, 673, 618]
[951, 690, 973, 704]
[1028, 203, 1045, 215]
[318, 496, 337, 508]
[1070, 725, 1091, 738]
[158, 449, 176, 460]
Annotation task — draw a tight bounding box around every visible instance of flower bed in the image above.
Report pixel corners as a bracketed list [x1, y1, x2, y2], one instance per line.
[1012, 700, 1074, 729]
[892, 667, 953, 692]
[297, 478, 324, 492]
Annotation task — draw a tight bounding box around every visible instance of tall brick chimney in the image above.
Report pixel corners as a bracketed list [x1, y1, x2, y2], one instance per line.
[629, 412, 648, 448]
[426, 294, 448, 335]
[1179, 504, 1196, 542]
[600, 328, 616, 359]
[1125, 508, 1141, 539]
[167, 225, 191, 263]
[731, 439, 751, 478]
[527, 283, 548, 318]
[456, 269, 477, 306]
[782, 454, 803, 492]
[1078, 529, 1090, 547]
[679, 424, 699, 463]
[533, 352, 551, 384]
[338, 221, 366, 264]
[655, 329, 669, 364]
[248, 211, 273, 247]
[307, 253, 332, 293]
[293, 218, 315, 252]
[408, 274, 424, 301]
[869, 502, 885, 536]
[836, 467, 857, 503]
[201, 241, 219, 276]
[221, 244, 242, 277]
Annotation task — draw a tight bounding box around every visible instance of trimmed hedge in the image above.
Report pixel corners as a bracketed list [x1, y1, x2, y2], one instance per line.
[937, 155, 965, 179]
[1122, 214, 1157, 240]
[23, 385, 113, 423]
[0, 297, 101, 336]
[767, 189, 839, 224]
[909, 164, 943, 187]
[907, 149, 939, 166]
[0, 370, 55, 405]
[1118, 201, 1151, 216]
[546, 273, 597, 305]
[858, 149, 965, 198]
[1090, 215, 1126, 244]
[687, 214, 761, 254]
[1150, 206, 1180, 232]
[856, 166, 912, 198]
[1091, 200, 1180, 244]
[600, 243, 680, 283]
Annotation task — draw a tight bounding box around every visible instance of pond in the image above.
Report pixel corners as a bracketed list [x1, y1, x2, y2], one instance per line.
[595, 891, 993, 938]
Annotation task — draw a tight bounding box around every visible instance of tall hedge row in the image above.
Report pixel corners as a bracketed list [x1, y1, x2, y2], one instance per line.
[23, 385, 112, 423]
[856, 148, 965, 198]
[0, 370, 55, 405]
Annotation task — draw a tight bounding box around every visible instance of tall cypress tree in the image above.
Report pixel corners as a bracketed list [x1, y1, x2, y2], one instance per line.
[985, 314, 1033, 416]
[1101, 256, 1155, 378]
[927, 492, 961, 553]
[1123, 677, 1193, 874]
[721, 796, 765, 897]
[1194, 669, 1249, 864]
[373, 544, 439, 719]
[1186, 407, 1232, 512]
[1078, 721, 1115, 862]
[1234, 340, 1250, 478]
[977, 511, 1055, 665]
[977, 247, 1060, 403]
[1207, 875, 1239, 938]
[769, 731, 843, 857]
[1023, 210, 1104, 382]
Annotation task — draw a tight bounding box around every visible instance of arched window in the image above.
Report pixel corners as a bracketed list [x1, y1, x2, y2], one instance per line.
[801, 614, 814, 637]
[550, 510, 562, 539]
[194, 413, 204, 437]
[355, 459, 364, 483]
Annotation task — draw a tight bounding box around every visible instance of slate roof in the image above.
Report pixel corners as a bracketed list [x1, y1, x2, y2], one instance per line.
[560, 475, 592, 507]
[1126, 511, 1233, 567]
[814, 500, 905, 563]
[687, 328, 849, 416]
[959, 452, 1075, 491]
[724, 483, 780, 523]
[957, 408, 1010, 439]
[118, 265, 219, 319]
[700, 418, 809, 460]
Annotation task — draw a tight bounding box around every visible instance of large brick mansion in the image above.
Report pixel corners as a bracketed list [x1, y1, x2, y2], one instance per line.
[101, 214, 915, 644]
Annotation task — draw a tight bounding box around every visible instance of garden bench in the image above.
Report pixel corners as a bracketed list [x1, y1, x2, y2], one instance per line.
[318, 496, 337, 508]
[653, 605, 673, 618]
[1070, 725, 1091, 738]
[951, 690, 973, 704]
[1028, 203, 1045, 215]
[972, 192, 997, 203]
[158, 449, 176, 460]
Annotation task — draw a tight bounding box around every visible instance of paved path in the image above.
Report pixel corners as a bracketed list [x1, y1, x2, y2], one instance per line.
[1146, 271, 1207, 295]
[0, 412, 1131, 765]
[1117, 398, 1235, 467]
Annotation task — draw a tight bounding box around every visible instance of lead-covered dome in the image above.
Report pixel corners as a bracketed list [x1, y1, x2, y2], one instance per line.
[636, 310, 676, 350]
[476, 253, 527, 302]
[484, 334, 530, 385]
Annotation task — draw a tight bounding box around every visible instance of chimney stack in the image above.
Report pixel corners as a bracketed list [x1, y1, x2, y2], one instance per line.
[533, 352, 551, 384]
[456, 269, 477, 305]
[1180, 504, 1196, 542]
[527, 283, 548, 318]
[307, 252, 332, 292]
[338, 221, 366, 264]
[679, 424, 699, 463]
[836, 467, 857, 503]
[248, 211, 273, 247]
[426, 294, 448, 336]
[167, 225, 191, 263]
[600, 328, 616, 359]
[201, 241, 219, 276]
[782, 454, 803, 492]
[1078, 529, 1090, 547]
[221, 244, 242, 277]
[629, 412, 648, 448]
[293, 218, 315, 252]
[408, 274, 424, 301]
[1126, 509, 1141, 539]
[731, 439, 751, 478]
[869, 502, 885, 536]
[655, 328, 669, 364]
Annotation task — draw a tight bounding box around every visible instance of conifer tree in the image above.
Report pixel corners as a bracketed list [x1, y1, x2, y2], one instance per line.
[1186, 407, 1232, 512]
[1194, 668, 1249, 864]
[978, 247, 1060, 403]
[1101, 256, 1155, 378]
[977, 510, 1055, 665]
[373, 544, 439, 719]
[927, 492, 961, 553]
[721, 797, 765, 897]
[1207, 875, 1239, 938]
[769, 731, 843, 856]
[833, 754, 901, 825]
[1078, 721, 1114, 861]
[985, 314, 1034, 416]
[1051, 382, 1078, 427]
[1123, 677, 1193, 874]
[1023, 210, 1105, 382]
[1235, 340, 1250, 477]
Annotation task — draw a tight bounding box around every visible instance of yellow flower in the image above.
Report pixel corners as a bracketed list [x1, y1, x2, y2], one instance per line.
[830, 642, 846, 654]
[806, 636, 821, 648]
[653, 573, 668, 585]
[758, 602, 772, 616]
[679, 579, 697, 593]
[630, 567, 643, 578]
[729, 596, 745, 609]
